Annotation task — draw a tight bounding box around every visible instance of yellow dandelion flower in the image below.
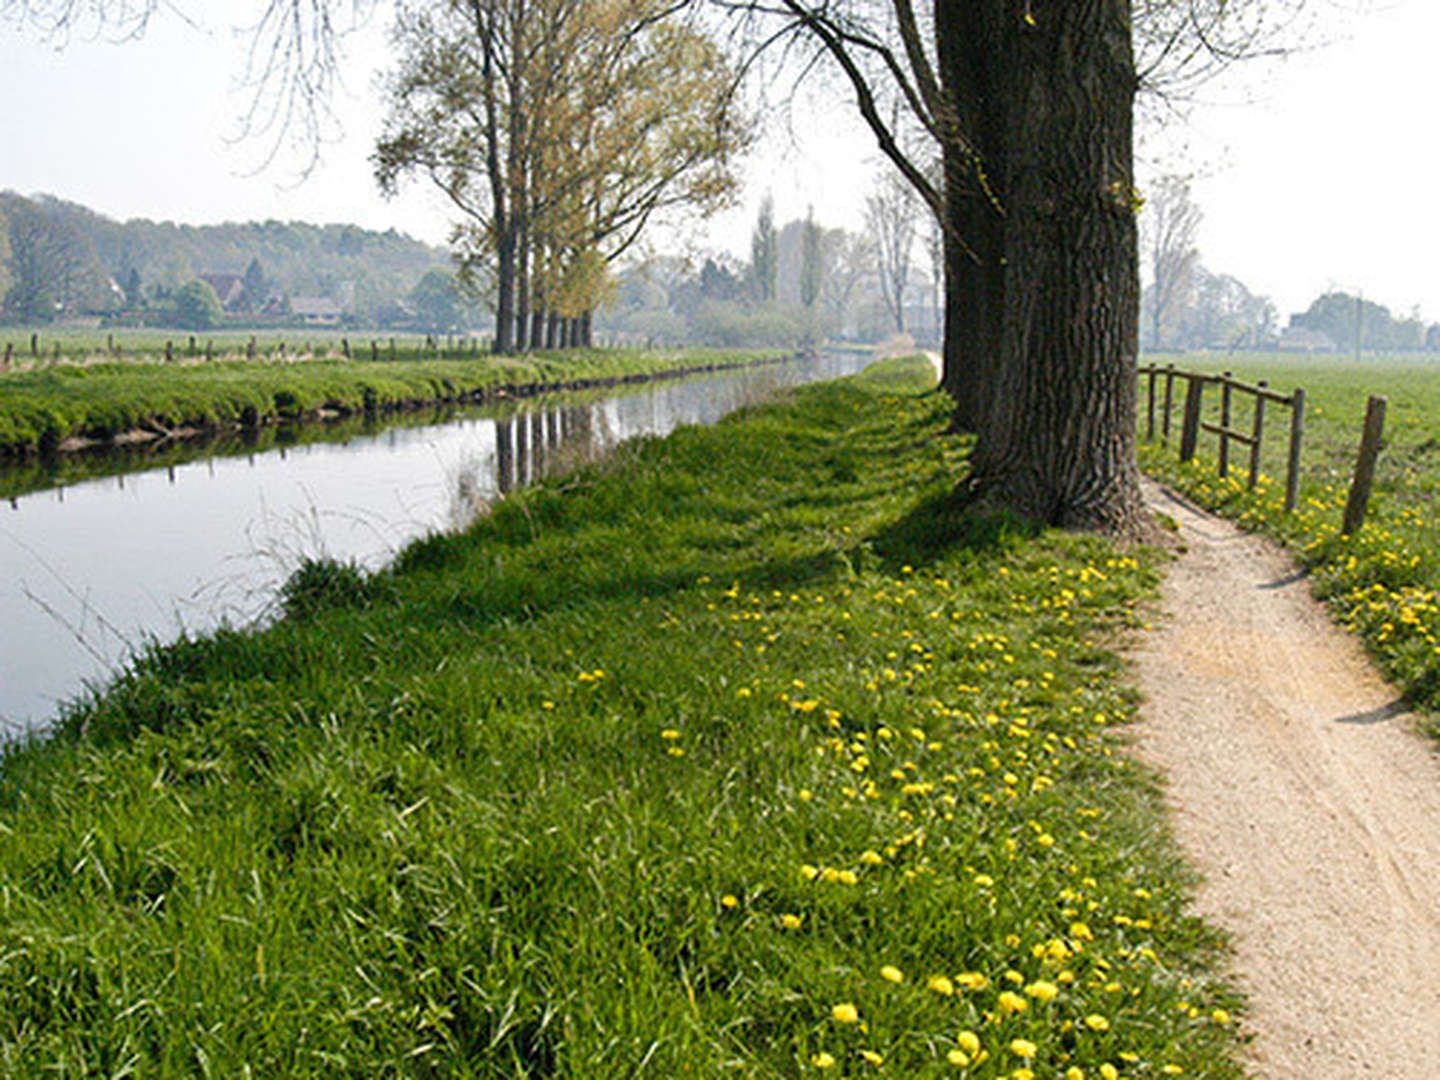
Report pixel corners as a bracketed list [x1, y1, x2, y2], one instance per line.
[860, 1049, 884, 1065]
[927, 974, 955, 996]
[998, 991, 1028, 1015]
[880, 965, 904, 984]
[836, 869, 859, 886]
[832, 1003, 860, 1024]
[660, 729, 680, 740]
[1100, 1064, 1119, 1080]
[947, 1050, 970, 1067]
[860, 850, 885, 866]
[957, 1031, 981, 1055]
[1161, 1067, 1184, 1076]
[1066, 1069, 1085, 1080]
[957, 971, 988, 991]
[801, 864, 820, 881]
[1211, 1008, 1230, 1025]
[1024, 981, 1059, 1003]
[1084, 1014, 1110, 1032]
[812, 1051, 836, 1069]
[721, 894, 739, 909]
[1009, 1038, 1037, 1058]
[1069, 921, 1093, 941]
[780, 914, 803, 930]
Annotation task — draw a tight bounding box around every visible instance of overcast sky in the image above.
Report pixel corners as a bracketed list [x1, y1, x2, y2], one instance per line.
[2, 1, 1437, 322]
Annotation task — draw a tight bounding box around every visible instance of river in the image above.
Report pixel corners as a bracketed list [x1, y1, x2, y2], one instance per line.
[0, 351, 875, 733]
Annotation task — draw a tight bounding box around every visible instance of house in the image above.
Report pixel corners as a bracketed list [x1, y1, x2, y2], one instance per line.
[199, 273, 247, 312]
[290, 296, 344, 326]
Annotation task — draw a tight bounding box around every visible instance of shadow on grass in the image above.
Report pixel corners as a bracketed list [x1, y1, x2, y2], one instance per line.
[868, 486, 1038, 573]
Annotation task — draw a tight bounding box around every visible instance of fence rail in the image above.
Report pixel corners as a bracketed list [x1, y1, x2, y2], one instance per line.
[1139, 364, 1307, 514]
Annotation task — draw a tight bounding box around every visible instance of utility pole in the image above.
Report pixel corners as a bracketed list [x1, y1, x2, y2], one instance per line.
[1356, 291, 1363, 363]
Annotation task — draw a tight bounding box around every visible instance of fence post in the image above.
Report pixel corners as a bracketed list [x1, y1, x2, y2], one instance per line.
[1284, 388, 1306, 513]
[1179, 375, 1205, 463]
[1146, 366, 1156, 441]
[1249, 381, 1268, 489]
[1218, 371, 1233, 477]
[1342, 395, 1388, 536]
[1162, 364, 1176, 444]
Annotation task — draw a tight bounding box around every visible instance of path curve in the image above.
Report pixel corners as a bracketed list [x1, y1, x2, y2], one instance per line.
[1131, 479, 1440, 1077]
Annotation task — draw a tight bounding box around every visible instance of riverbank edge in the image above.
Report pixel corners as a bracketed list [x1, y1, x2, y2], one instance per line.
[0, 357, 1243, 1077]
[0, 347, 792, 458]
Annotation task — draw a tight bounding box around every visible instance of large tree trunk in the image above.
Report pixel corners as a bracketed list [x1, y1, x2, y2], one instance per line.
[959, 0, 1145, 535]
[935, 4, 1004, 430]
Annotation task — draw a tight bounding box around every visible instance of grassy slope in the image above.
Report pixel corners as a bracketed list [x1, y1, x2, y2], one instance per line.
[0, 358, 1241, 1078]
[1141, 352, 1440, 721]
[0, 347, 780, 455]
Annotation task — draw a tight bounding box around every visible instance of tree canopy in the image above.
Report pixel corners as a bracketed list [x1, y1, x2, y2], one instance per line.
[375, 0, 750, 352]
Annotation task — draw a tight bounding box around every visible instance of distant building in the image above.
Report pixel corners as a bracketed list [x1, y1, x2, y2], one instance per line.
[290, 296, 344, 326]
[1276, 325, 1337, 353]
[199, 273, 247, 312]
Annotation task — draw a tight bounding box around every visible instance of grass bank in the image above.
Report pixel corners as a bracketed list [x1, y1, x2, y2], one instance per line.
[0, 347, 782, 456]
[1141, 352, 1440, 721]
[0, 357, 1241, 1077]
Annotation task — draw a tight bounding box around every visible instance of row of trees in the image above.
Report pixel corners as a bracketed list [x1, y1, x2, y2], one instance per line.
[374, 0, 751, 353]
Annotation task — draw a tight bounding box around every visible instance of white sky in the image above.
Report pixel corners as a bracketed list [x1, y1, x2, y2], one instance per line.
[1, 1, 1438, 321]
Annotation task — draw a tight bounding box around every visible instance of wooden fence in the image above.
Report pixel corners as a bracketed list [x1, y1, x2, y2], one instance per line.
[1139, 364, 1307, 513]
[1139, 363, 1389, 535]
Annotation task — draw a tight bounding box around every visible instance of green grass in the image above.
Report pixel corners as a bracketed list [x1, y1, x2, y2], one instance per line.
[1141, 351, 1440, 722]
[3, 326, 442, 362]
[0, 357, 1242, 1078]
[0, 347, 782, 455]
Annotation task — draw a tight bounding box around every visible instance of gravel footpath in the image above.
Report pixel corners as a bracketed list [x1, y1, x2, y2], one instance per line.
[1131, 479, 1440, 1077]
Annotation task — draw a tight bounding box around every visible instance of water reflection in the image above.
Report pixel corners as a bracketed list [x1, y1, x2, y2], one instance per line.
[0, 351, 872, 732]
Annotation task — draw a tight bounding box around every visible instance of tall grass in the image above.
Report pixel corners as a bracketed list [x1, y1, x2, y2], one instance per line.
[0, 357, 1242, 1077]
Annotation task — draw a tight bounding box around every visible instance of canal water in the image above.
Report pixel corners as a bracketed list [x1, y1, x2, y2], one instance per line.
[1, 352, 874, 733]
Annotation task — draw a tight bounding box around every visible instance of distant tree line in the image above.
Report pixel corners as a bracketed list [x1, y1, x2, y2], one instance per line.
[1140, 175, 1439, 354]
[597, 192, 943, 351]
[0, 191, 454, 330]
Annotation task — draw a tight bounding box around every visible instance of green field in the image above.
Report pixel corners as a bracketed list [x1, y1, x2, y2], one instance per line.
[1, 326, 449, 366]
[0, 358, 1242, 1077]
[0, 347, 782, 456]
[1141, 351, 1440, 722]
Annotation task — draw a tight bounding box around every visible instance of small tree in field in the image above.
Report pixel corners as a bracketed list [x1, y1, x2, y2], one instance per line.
[174, 279, 224, 331]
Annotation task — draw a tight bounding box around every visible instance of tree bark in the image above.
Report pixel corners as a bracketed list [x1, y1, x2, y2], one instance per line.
[935, 3, 1005, 430]
[515, 217, 531, 351]
[958, 0, 1146, 535]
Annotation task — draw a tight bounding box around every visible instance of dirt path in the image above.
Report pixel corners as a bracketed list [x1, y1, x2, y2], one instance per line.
[1131, 480, 1440, 1078]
